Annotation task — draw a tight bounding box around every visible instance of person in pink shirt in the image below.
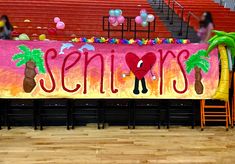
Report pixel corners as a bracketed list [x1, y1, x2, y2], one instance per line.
[197, 12, 214, 43]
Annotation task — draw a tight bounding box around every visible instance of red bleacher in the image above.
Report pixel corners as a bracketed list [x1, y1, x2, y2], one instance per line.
[0, 0, 172, 41]
[165, 0, 235, 32]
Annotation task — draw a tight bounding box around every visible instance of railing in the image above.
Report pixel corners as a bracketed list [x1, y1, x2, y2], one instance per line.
[102, 16, 156, 39]
[167, 0, 171, 20]
[159, 0, 164, 12]
[129, 17, 156, 39]
[185, 12, 200, 39]
[220, 0, 223, 5]
[102, 16, 129, 39]
[152, 0, 164, 12]
[166, 0, 184, 36]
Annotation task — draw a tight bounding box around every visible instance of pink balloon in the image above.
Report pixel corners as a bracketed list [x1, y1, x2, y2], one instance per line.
[117, 16, 125, 24]
[109, 16, 116, 24]
[54, 17, 60, 23]
[56, 21, 65, 30]
[135, 16, 143, 24]
[140, 9, 147, 14]
[112, 21, 119, 26]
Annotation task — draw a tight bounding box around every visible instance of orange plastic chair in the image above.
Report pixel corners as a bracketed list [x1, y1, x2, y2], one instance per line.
[200, 72, 233, 131]
[200, 100, 230, 131]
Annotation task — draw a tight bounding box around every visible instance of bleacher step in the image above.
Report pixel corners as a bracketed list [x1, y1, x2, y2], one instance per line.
[149, 0, 200, 42]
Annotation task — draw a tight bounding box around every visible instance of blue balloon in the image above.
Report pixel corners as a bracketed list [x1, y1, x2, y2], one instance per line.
[109, 10, 115, 16]
[114, 9, 121, 16]
[140, 12, 148, 21]
[141, 21, 148, 27]
[117, 9, 122, 15]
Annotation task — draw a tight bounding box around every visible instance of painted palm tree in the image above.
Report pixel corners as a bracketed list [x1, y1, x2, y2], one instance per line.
[185, 50, 210, 94]
[12, 45, 46, 93]
[206, 30, 235, 101]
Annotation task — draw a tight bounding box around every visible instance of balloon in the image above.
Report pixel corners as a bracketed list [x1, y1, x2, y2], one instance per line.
[54, 17, 60, 23]
[112, 21, 119, 26]
[0, 21, 5, 27]
[48, 28, 57, 35]
[19, 33, 30, 40]
[24, 19, 31, 22]
[114, 9, 121, 16]
[56, 21, 65, 29]
[140, 9, 147, 14]
[13, 37, 19, 41]
[141, 12, 148, 21]
[11, 31, 20, 37]
[135, 16, 143, 24]
[117, 9, 122, 15]
[109, 16, 116, 24]
[117, 16, 125, 24]
[147, 14, 155, 22]
[109, 10, 115, 16]
[39, 34, 46, 41]
[141, 21, 148, 27]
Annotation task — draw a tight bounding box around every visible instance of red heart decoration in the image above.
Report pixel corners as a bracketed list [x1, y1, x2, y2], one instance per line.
[125, 52, 156, 80]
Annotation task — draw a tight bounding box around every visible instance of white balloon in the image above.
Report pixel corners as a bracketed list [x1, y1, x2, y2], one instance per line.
[112, 21, 119, 26]
[19, 33, 30, 40]
[147, 14, 155, 22]
[14, 37, 19, 40]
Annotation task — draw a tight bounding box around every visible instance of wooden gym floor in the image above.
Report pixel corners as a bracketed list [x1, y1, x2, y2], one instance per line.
[0, 125, 235, 164]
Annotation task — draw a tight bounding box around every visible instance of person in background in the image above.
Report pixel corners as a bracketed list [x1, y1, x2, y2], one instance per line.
[0, 15, 13, 40]
[197, 12, 214, 43]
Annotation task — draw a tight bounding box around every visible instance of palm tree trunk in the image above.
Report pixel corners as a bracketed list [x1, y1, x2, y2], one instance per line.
[23, 61, 37, 93]
[194, 66, 203, 94]
[213, 45, 229, 101]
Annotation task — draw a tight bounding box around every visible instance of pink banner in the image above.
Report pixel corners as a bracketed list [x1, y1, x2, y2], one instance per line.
[0, 40, 219, 99]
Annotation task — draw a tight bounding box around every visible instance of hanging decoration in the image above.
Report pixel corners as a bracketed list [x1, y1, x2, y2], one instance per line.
[71, 37, 190, 45]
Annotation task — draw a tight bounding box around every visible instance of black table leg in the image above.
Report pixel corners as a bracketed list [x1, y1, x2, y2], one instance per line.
[71, 104, 75, 130]
[5, 100, 10, 130]
[133, 100, 136, 129]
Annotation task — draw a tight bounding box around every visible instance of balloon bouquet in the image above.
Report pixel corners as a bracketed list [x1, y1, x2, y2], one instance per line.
[109, 9, 125, 26]
[54, 17, 65, 30]
[135, 9, 155, 27]
[38, 17, 66, 41]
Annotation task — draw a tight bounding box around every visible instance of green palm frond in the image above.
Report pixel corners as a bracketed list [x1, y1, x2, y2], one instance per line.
[209, 30, 235, 43]
[12, 53, 25, 61]
[18, 45, 31, 62]
[12, 45, 46, 74]
[15, 59, 28, 67]
[185, 50, 210, 74]
[31, 49, 44, 58]
[196, 59, 210, 73]
[31, 49, 46, 73]
[207, 30, 235, 66]
[18, 45, 31, 54]
[207, 31, 235, 56]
